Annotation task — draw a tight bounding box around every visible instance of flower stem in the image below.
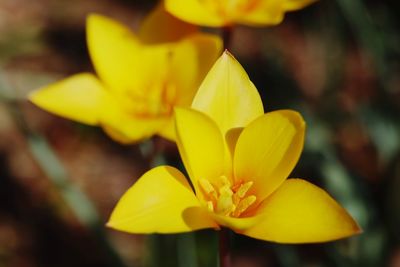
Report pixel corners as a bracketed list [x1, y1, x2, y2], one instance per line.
[219, 228, 231, 267]
[222, 26, 233, 50]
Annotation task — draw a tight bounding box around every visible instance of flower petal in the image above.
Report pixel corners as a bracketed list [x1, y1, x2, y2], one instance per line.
[87, 13, 193, 115]
[237, 1, 284, 26]
[100, 99, 169, 143]
[86, 14, 143, 93]
[139, 4, 198, 44]
[211, 213, 260, 232]
[225, 127, 244, 159]
[283, 0, 317, 11]
[107, 166, 217, 233]
[234, 110, 305, 201]
[192, 51, 264, 135]
[237, 0, 316, 26]
[174, 108, 225, 196]
[243, 179, 361, 243]
[29, 73, 106, 125]
[165, 0, 226, 27]
[171, 33, 223, 107]
[157, 118, 175, 142]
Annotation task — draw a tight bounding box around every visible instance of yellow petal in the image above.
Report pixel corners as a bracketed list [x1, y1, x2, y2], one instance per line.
[243, 179, 361, 243]
[234, 110, 305, 201]
[86, 14, 143, 94]
[165, 0, 226, 27]
[188, 34, 223, 88]
[102, 125, 137, 144]
[156, 34, 222, 142]
[157, 118, 176, 142]
[122, 44, 178, 108]
[108, 166, 217, 233]
[238, 0, 316, 26]
[192, 51, 264, 135]
[237, 0, 285, 26]
[171, 33, 223, 107]
[167, 39, 198, 108]
[100, 99, 169, 143]
[139, 3, 198, 44]
[225, 127, 244, 159]
[283, 0, 317, 11]
[101, 118, 165, 144]
[29, 73, 106, 125]
[211, 212, 260, 232]
[87, 13, 188, 114]
[174, 108, 225, 196]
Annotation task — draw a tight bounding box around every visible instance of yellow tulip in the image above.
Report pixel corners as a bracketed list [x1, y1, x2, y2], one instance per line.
[165, 0, 317, 27]
[107, 51, 361, 243]
[29, 6, 222, 143]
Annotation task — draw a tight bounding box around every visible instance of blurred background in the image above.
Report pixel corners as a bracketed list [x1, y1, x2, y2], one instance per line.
[0, 0, 399, 266]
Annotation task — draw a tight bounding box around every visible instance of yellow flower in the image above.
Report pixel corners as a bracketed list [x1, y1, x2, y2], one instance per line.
[107, 51, 361, 243]
[165, 0, 317, 27]
[29, 6, 222, 143]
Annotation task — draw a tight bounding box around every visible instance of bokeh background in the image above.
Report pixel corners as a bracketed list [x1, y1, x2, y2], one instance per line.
[0, 0, 399, 266]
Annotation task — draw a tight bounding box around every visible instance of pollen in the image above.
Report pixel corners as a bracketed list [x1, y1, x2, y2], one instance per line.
[198, 176, 257, 217]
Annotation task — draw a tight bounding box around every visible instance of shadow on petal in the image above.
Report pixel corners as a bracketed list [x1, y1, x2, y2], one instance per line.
[182, 207, 220, 230]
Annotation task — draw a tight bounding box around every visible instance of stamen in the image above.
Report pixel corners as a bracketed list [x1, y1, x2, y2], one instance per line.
[199, 177, 257, 218]
[199, 179, 216, 195]
[233, 195, 257, 217]
[206, 201, 214, 212]
[231, 179, 243, 191]
[218, 175, 231, 187]
[236, 181, 253, 198]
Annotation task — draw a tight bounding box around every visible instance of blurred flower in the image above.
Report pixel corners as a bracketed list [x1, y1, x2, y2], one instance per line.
[165, 0, 317, 27]
[107, 52, 361, 243]
[29, 6, 222, 143]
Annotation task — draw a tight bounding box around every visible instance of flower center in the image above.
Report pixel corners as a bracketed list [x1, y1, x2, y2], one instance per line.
[119, 48, 179, 119]
[122, 79, 177, 119]
[198, 175, 257, 217]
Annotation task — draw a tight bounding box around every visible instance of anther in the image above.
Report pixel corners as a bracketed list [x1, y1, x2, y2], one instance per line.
[200, 177, 257, 218]
[206, 201, 214, 212]
[218, 175, 231, 187]
[233, 195, 257, 217]
[231, 180, 243, 191]
[199, 179, 215, 195]
[236, 181, 253, 198]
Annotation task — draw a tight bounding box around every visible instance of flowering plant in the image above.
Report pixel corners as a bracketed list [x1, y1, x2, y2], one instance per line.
[108, 52, 360, 243]
[30, 6, 222, 143]
[166, 0, 317, 27]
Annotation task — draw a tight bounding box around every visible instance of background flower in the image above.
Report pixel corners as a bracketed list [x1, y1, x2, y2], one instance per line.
[29, 5, 222, 143]
[165, 0, 317, 27]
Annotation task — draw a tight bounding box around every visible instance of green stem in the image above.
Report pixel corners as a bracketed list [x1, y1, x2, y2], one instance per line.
[177, 233, 198, 267]
[0, 75, 127, 267]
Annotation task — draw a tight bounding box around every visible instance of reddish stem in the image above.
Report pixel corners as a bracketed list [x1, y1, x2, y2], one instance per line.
[219, 228, 231, 267]
[222, 26, 233, 50]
